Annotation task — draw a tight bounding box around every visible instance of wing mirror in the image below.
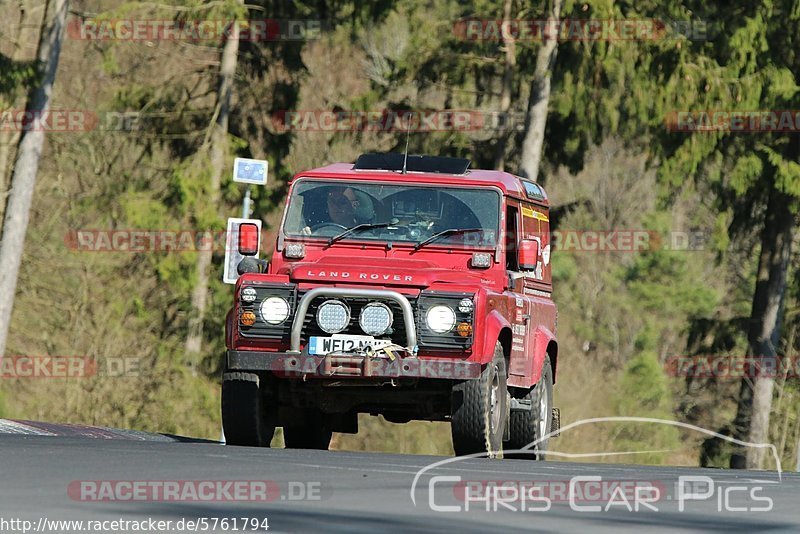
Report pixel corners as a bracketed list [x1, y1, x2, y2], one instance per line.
[238, 223, 259, 256]
[518, 239, 540, 271]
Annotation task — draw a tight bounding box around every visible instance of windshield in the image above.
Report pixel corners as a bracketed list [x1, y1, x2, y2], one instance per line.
[283, 180, 500, 248]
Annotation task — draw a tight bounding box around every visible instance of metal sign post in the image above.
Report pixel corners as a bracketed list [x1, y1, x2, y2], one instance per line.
[233, 157, 267, 218]
[242, 185, 252, 218]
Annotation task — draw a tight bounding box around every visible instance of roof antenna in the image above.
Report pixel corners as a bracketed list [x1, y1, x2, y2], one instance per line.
[401, 115, 411, 174]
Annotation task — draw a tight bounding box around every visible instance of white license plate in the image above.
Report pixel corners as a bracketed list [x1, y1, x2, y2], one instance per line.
[308, 335, 393, 355]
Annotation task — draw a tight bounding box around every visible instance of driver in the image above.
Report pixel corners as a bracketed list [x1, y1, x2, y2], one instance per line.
[325, 187, 374, 226]
[302, 186, 374, 235]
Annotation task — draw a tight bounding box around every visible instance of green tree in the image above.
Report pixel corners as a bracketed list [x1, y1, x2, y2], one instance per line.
[614, 351, 680, 464]
[651, 0, 800, 469]
[0, 0, 70, 364]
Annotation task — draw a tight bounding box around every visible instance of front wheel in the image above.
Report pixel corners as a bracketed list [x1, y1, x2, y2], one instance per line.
[506, 357, 553, 460]
[221, 372, 276, 447]
[451, 341, 508, 457]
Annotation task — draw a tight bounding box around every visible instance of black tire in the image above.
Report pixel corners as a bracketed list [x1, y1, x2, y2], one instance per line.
[283, 409, 332, 450]
[451, 341, 508, 457]
[506, 357, 553, 460]
[221, 372, 276, 447]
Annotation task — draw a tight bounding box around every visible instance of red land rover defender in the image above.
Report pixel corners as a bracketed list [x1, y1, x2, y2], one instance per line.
[223, 153, 558, 457]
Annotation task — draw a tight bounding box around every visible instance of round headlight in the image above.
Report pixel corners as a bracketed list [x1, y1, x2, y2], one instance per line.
[260, 296, 290, 325]
[359, 302, 393, 336]
[426, 305, 456, 334]
[316, 300, 350, 334]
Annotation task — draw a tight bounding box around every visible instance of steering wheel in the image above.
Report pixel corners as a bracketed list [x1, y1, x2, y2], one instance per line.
[310, 222, 349, 232]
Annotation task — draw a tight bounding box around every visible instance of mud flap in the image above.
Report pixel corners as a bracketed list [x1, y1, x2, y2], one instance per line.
[551, 407, 561, 438]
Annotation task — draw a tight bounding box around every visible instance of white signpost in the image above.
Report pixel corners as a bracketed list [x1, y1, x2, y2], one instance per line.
[232, 157, 268, 185]
[223, 157, 269, 284]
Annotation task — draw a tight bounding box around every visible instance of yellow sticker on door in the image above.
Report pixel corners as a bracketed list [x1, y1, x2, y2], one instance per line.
[522, 207, 548, 222]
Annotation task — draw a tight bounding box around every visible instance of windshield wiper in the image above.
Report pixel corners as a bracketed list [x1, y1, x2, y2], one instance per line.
[327, 219, 399, 246]
[413, 228, 483, 251]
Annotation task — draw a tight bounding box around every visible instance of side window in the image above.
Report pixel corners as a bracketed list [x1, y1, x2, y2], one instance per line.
[505, 205, 519, 271]
[520, 202, 552, 285]
[521, 180, 545, 201]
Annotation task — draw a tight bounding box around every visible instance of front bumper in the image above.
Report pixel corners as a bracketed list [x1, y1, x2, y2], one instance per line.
[227, 350, 481, 380]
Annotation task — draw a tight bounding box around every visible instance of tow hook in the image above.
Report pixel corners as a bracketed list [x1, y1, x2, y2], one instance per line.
[509, 398, 532, 412]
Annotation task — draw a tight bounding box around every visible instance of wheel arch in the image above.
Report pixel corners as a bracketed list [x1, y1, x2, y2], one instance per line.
[480, 309, 513, 366]
[497, 327, 513, 366]
[546, 340, 558, 384]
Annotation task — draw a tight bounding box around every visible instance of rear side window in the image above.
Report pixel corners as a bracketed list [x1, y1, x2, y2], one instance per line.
[521, 180, 544, 201]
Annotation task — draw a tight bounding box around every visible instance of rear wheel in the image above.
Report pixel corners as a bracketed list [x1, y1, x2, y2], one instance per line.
[451, 341, 508, 457]
[221, 372, 276, 447]
[506, 357, 553, 460]
[283, 408, 332, 450]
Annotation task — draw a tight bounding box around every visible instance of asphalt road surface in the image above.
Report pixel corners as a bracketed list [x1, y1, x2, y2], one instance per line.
[1, 420, 798, 533]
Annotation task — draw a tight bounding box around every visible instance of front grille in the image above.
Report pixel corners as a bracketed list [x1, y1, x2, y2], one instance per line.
[239, 286, 474, 352]
[416, 291, 475, 349]
[238, 283, 296, 341]
[297, 291, 415, 346]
